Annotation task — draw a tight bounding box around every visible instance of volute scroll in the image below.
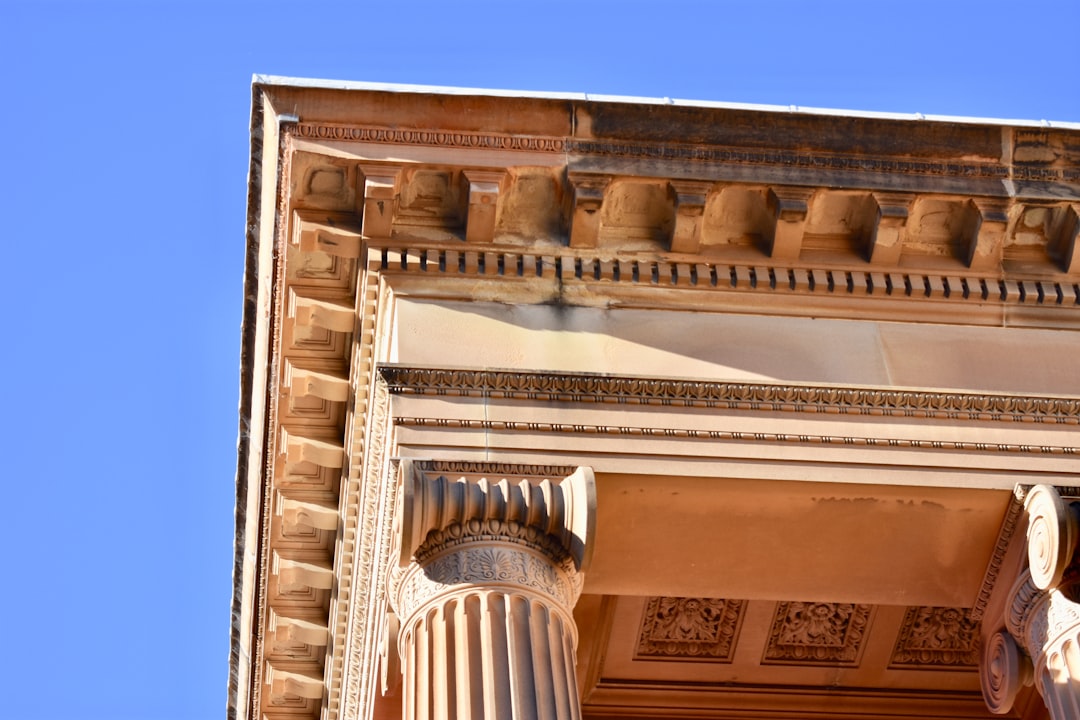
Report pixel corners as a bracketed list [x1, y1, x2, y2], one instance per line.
[980, 629, 1032, 715]
[1025, 484, 1080, 591]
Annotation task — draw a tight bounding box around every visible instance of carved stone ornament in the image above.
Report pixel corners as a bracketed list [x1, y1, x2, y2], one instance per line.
[1006, 569, 1080, 670]
[980, 629, 1031, 714]
[392, 543, 581, 625]
[763, 602, 872, 665]
[636, 597, 746, 662]
[293, 121, 1080, 184]
[987, 486, 1080, 718]
[890, 606, 979, 669]
[381, 365, 1080, 426]
[1024, 484, 1079, 591]
[397, 460, 596, 573]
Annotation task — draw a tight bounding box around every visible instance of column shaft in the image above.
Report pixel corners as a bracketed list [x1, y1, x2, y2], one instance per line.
[402, 588, 580, 720]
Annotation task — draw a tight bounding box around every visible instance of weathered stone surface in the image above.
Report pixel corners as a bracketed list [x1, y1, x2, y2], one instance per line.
[234, 78, 1079, 720]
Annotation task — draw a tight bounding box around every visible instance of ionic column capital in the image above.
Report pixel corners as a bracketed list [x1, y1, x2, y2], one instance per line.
[396, 460, 596, 572]
[981, 485, 1080, 717]
[385, 462, 597, 720]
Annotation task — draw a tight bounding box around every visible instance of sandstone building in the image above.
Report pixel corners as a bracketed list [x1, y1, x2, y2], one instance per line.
[231, 76, 1080, 720]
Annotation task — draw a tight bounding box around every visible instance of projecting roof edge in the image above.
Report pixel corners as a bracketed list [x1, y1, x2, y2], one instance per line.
[251, 73, 1080, 130]
[230, 83, 280, 720]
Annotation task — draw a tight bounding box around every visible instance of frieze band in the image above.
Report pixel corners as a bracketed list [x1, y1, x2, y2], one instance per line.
[380, 366, 1080, 425]
[292, 122, 1079, 183]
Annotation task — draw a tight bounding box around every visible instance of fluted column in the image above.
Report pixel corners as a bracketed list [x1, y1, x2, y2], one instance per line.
[387, 461, 596, 720]
[981, 485, 1080, 717]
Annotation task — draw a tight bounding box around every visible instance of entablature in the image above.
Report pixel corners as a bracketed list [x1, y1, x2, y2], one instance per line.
[234, 81, 1079, 720]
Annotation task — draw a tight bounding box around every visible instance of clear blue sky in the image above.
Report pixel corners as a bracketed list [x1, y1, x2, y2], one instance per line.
[2, 2, 1077, 719]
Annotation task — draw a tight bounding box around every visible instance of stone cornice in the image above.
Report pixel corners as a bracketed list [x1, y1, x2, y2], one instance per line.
[379, 366, 1080, 425]
[292, 122, 1080, 187]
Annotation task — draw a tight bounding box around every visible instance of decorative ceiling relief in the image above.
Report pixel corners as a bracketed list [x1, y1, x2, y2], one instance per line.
[763, 602, 873, 665]
[889, 606, 979, 669]
[636, 597, 746, 662]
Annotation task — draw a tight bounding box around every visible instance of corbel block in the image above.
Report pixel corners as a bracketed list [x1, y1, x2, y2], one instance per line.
[267, 664, 325, 699]
[271, 612, 330, 646]
[274, 556, 335, 591]
[965, 198, 1010, 271]
[297, 216, 362, 258]
[766, 187, 814, 260]
[568, 174, 609, 248]
[291, 293, 356, 333]
[1056, 204, 1080, 274]
[285, 364, 350, 402]
[281, 497, 339, 531]
[669, 180, 712, 254]
[868, 193, 913, 265]
[358, 164, 402, 239]
[462, 170, 507, 244]
[283, 429, 344, 468]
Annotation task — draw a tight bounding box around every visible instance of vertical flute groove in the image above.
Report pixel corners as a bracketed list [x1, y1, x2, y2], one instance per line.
[462, 595, 484, 720]
[481, 593, 512, 720]
[508, 594, 539, 720]
[416, 614, 430, 720]
[551, 612, 572, 719]
[403, 628, 415, 720]
[563, 614, 582, 720]
[431, 605, 449, 717]
[530, 600, 557, 718]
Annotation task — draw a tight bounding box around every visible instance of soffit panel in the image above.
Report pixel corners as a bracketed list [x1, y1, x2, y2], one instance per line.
[390, 298, 1080, 396]
[575, 594, 1049, 719]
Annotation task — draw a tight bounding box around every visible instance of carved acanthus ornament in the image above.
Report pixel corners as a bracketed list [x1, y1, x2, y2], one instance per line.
[636, 597, 745, 661]
[386, 461, 596, 720]
[981, 485, 1080, 718]
[890, 607, 979, 668]
[763, 602, 872, 665]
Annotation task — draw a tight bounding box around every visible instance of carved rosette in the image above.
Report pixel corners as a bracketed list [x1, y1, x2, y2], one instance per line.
[387, 461, 596, 720]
